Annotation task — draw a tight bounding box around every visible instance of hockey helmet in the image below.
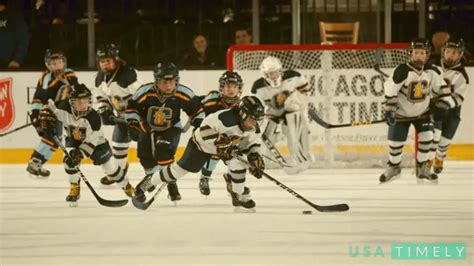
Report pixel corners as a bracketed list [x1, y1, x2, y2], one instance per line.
[69, 84, 92, 119]
[442, 37, 465, 68]
[45, 49, 67, 76]
[408, 38, 431, 68]
[219, 71, 243, 106]
[235, 96, 265, 131]
[153, 62, 179, 98]
[96, 43, 120, 61]
[260, 56, 283, 88]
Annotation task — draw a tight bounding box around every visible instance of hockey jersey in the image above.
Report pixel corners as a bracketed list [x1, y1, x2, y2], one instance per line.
[31, 69, 79, 112]
[201, 90, 234, 116]
[251, 70, 309, 117]
[125, 83, 203, 132]
[193, 108, 261, 155]
[53, 100, 107, 157]
[384, 63, 448, 118]
[95, 65, 141, 115]
[434, 60, 469, 108]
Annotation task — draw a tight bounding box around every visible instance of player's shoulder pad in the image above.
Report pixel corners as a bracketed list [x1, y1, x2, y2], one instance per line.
[116, 66, 138, 88]
[95, 71, 105, 87]
[452, 66, 470, 84]
[132, 82, 154, 100]
[424, 64, 442, 75]
[251, 78, 267, 94]
[218, 109, 238, 127]
[84, 109, 101, 131]
[392, 64, 411, 83]
[176, 84, 196, 100]
[202, 90, 221, 103]
[38, 71, 52, 88]
[282, 70, 301, 81]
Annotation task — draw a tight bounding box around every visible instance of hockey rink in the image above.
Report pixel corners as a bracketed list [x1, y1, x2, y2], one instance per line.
[0, 162, 472, 266]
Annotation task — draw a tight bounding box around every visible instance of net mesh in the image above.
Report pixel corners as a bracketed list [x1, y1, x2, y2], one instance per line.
[229, 44, 415, 168]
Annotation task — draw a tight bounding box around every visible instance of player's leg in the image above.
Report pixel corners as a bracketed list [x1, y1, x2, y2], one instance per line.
[282, 112, 312, 172]
[379, 121, 410, 183]
[27, 122, 63, 178]
[224, 158, 255, 211]
[100, 123, 131, 185]
[63, 141, 82, 207]
[434, 107, 461, 174]
[413, 117, 435, 183]
[90, 141, 135, 197]
[199, 156, 219, 196]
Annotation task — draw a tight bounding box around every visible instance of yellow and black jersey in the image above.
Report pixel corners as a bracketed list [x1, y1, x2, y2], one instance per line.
[201, 90, 234, 116]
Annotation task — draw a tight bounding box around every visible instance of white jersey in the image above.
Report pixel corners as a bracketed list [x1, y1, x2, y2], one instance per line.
[435, 61, 469, 108]
[95, 65, 141, 115]
[53, 100, 107, 157]
[193, 109, 261, 155]
[251, 70, 309, 117]
[384, 63, 447, 118]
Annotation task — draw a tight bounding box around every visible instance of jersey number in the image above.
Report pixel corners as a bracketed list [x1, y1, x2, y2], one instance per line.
[147, 106, 173, 131]
[407, 80, 428, 103]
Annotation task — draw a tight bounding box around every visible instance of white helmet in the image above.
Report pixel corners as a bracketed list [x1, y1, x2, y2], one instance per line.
[260, 56, 283, 88]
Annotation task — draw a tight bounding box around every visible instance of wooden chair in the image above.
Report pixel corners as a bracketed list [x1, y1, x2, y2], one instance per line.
[319, 21, 360, 44]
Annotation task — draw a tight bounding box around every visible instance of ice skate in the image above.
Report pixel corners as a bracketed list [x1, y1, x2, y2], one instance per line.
[231, 188, 255, 213]
[134, 175, 155, 203]
[379, 163, 401, 183]
[167, 182, 181, 203]
[26, 158, 50, 178]
[199, 176, 211, 196]
[100, 175, 115, 185]
[416, 161, 438, 185]
[122, 182, 135, 198]
[433, 154, 444, 174]
[66, 182, 80, 207]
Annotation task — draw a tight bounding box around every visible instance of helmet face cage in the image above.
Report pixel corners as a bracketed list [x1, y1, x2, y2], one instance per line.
[408, 38, 431, 68]
[260, 56, 283, 88]
[442, 38, 465, 67]
[153, 62, 180, 98]
[69, 85, 92, 119]
[219, 71, 243, 106]
[45, 49, 67, 76]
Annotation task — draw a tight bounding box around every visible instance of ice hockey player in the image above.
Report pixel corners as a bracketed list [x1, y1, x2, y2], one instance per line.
[37, 84, 135, 207]
[380, 38, 450, 184]
[94, 43, 141, 186]
[125, 62, 203, 203]
[134, 96, 265, 212]
[251, 56, 312, 173]
[27, 49, 79, 178]
[197, 71, 243, 196]
[429, 37, 469, 177]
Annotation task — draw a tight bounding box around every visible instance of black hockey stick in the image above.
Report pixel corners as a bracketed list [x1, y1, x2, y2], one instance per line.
[131, 182, 167, 210]
[0, 123, 32, 137]
[308, 103, 385, 129]
[233, 153, 349, 213]
[374, 47, 390, 78]
[53, 136, 129, 207]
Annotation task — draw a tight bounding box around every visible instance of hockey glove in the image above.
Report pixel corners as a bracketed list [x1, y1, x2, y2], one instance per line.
[37, 109, 58, 137]
[97, 106, 116, 126]
[30, 109, 40, 128]
[271, 90, 291, 109]
[64, 148, 84, 168]
[432, 100, 449, 121]
[215, 134, 235, 161]
[384, 110, 396, 126]
[247, 152, 265, 179]
[127, 119, 147, 141]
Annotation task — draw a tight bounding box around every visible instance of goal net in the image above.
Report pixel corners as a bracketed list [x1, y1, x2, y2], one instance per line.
[227, 43, 416, 168]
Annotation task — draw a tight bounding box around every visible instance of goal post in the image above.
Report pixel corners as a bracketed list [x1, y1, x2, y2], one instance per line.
[227, 43, 418, 168]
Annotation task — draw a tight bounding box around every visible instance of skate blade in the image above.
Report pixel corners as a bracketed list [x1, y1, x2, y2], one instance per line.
[379, 174, 401, 184]
[233, 207, 256, 213]
[416, 178, 439, 185]
[28, 173, 49, 180]
[68, 201, 78, 207]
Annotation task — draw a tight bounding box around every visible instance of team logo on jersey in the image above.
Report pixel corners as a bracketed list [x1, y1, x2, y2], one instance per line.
[147, 106, 173, 131]
[67, 126, 87, 141]
[0, 78, 15, 133]
[407, 80, 428, 103]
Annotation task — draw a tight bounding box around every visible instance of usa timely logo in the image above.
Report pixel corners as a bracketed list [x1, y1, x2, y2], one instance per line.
[0, 78, 15, 133]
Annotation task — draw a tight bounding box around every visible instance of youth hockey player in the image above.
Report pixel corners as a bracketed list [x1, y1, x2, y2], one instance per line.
[134, 96, 265, 211]
[198, 71, 243, 196]
[125, 62, 203, 203]
[429, 37, 469, 177]
[251, 56, 312, 173]
[380, 38, 450, 184]
[37, 84, 135, 206]
[94, 43, 141, 186]
[27, 49, 79, 178]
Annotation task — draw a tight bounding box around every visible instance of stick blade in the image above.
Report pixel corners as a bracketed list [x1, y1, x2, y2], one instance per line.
[98, 198, 129, 207]
[314, 203, 349, 212]
[132, 197, 154, 210]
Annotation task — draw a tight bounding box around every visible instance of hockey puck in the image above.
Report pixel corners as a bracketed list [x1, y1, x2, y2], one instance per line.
[302, 210, 312, 215]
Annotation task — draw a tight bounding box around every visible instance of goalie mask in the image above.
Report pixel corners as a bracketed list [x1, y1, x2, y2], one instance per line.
[96, 43, 120, 75]
[154, 62, 179, 99]
[407, 38, 431, 69]
[441, 37, 465, 68]
[45, 49, 67, 77]
[235, 96, 265, 131]
[219, 71, 243, 106]
[69, 84, 92, 119]
[260, 56, 283, 88]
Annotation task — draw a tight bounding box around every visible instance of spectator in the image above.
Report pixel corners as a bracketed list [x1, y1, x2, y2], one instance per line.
[0, 0, 29, 68]
[234, 26, 252, 45]
[180, 33, 220, 69]
[428, 31, 450, 65]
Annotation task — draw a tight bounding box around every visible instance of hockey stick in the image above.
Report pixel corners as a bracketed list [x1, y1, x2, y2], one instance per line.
[181, 118, 192, 133]
[131, 182, 167, 210]
[0, 123, 32, 137]
[261, 154, 294, 168]
[233, 153, 349, 213]
[374, 47, 390, 78]
[308, 103, 385, 129]
[53, 136, 129, 207]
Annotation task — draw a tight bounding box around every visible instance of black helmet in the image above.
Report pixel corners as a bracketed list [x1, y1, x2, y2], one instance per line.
[219, 71, 243, 106]
[408, 38, 431, 68]
[153, 62, 179, 82]
[96, 43, 120, 61]
[44, 49, 67, 76]
[235, 96, 264, 130]
[442, 37, 465, 67]
[69, 84, 92, 119]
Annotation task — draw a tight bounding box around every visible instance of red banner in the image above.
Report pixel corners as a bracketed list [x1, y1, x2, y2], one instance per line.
[0, 78, 15, 133]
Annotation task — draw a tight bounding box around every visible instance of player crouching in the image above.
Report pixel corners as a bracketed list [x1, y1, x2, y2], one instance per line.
[37, 84, 135, 206]
[134, 96, 265, 212]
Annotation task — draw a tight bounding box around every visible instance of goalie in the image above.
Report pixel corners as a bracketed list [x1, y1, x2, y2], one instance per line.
[251, 56, 312, 173]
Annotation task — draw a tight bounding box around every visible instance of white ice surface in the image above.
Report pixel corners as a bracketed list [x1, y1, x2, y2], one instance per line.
[0, 162, 473, 266]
